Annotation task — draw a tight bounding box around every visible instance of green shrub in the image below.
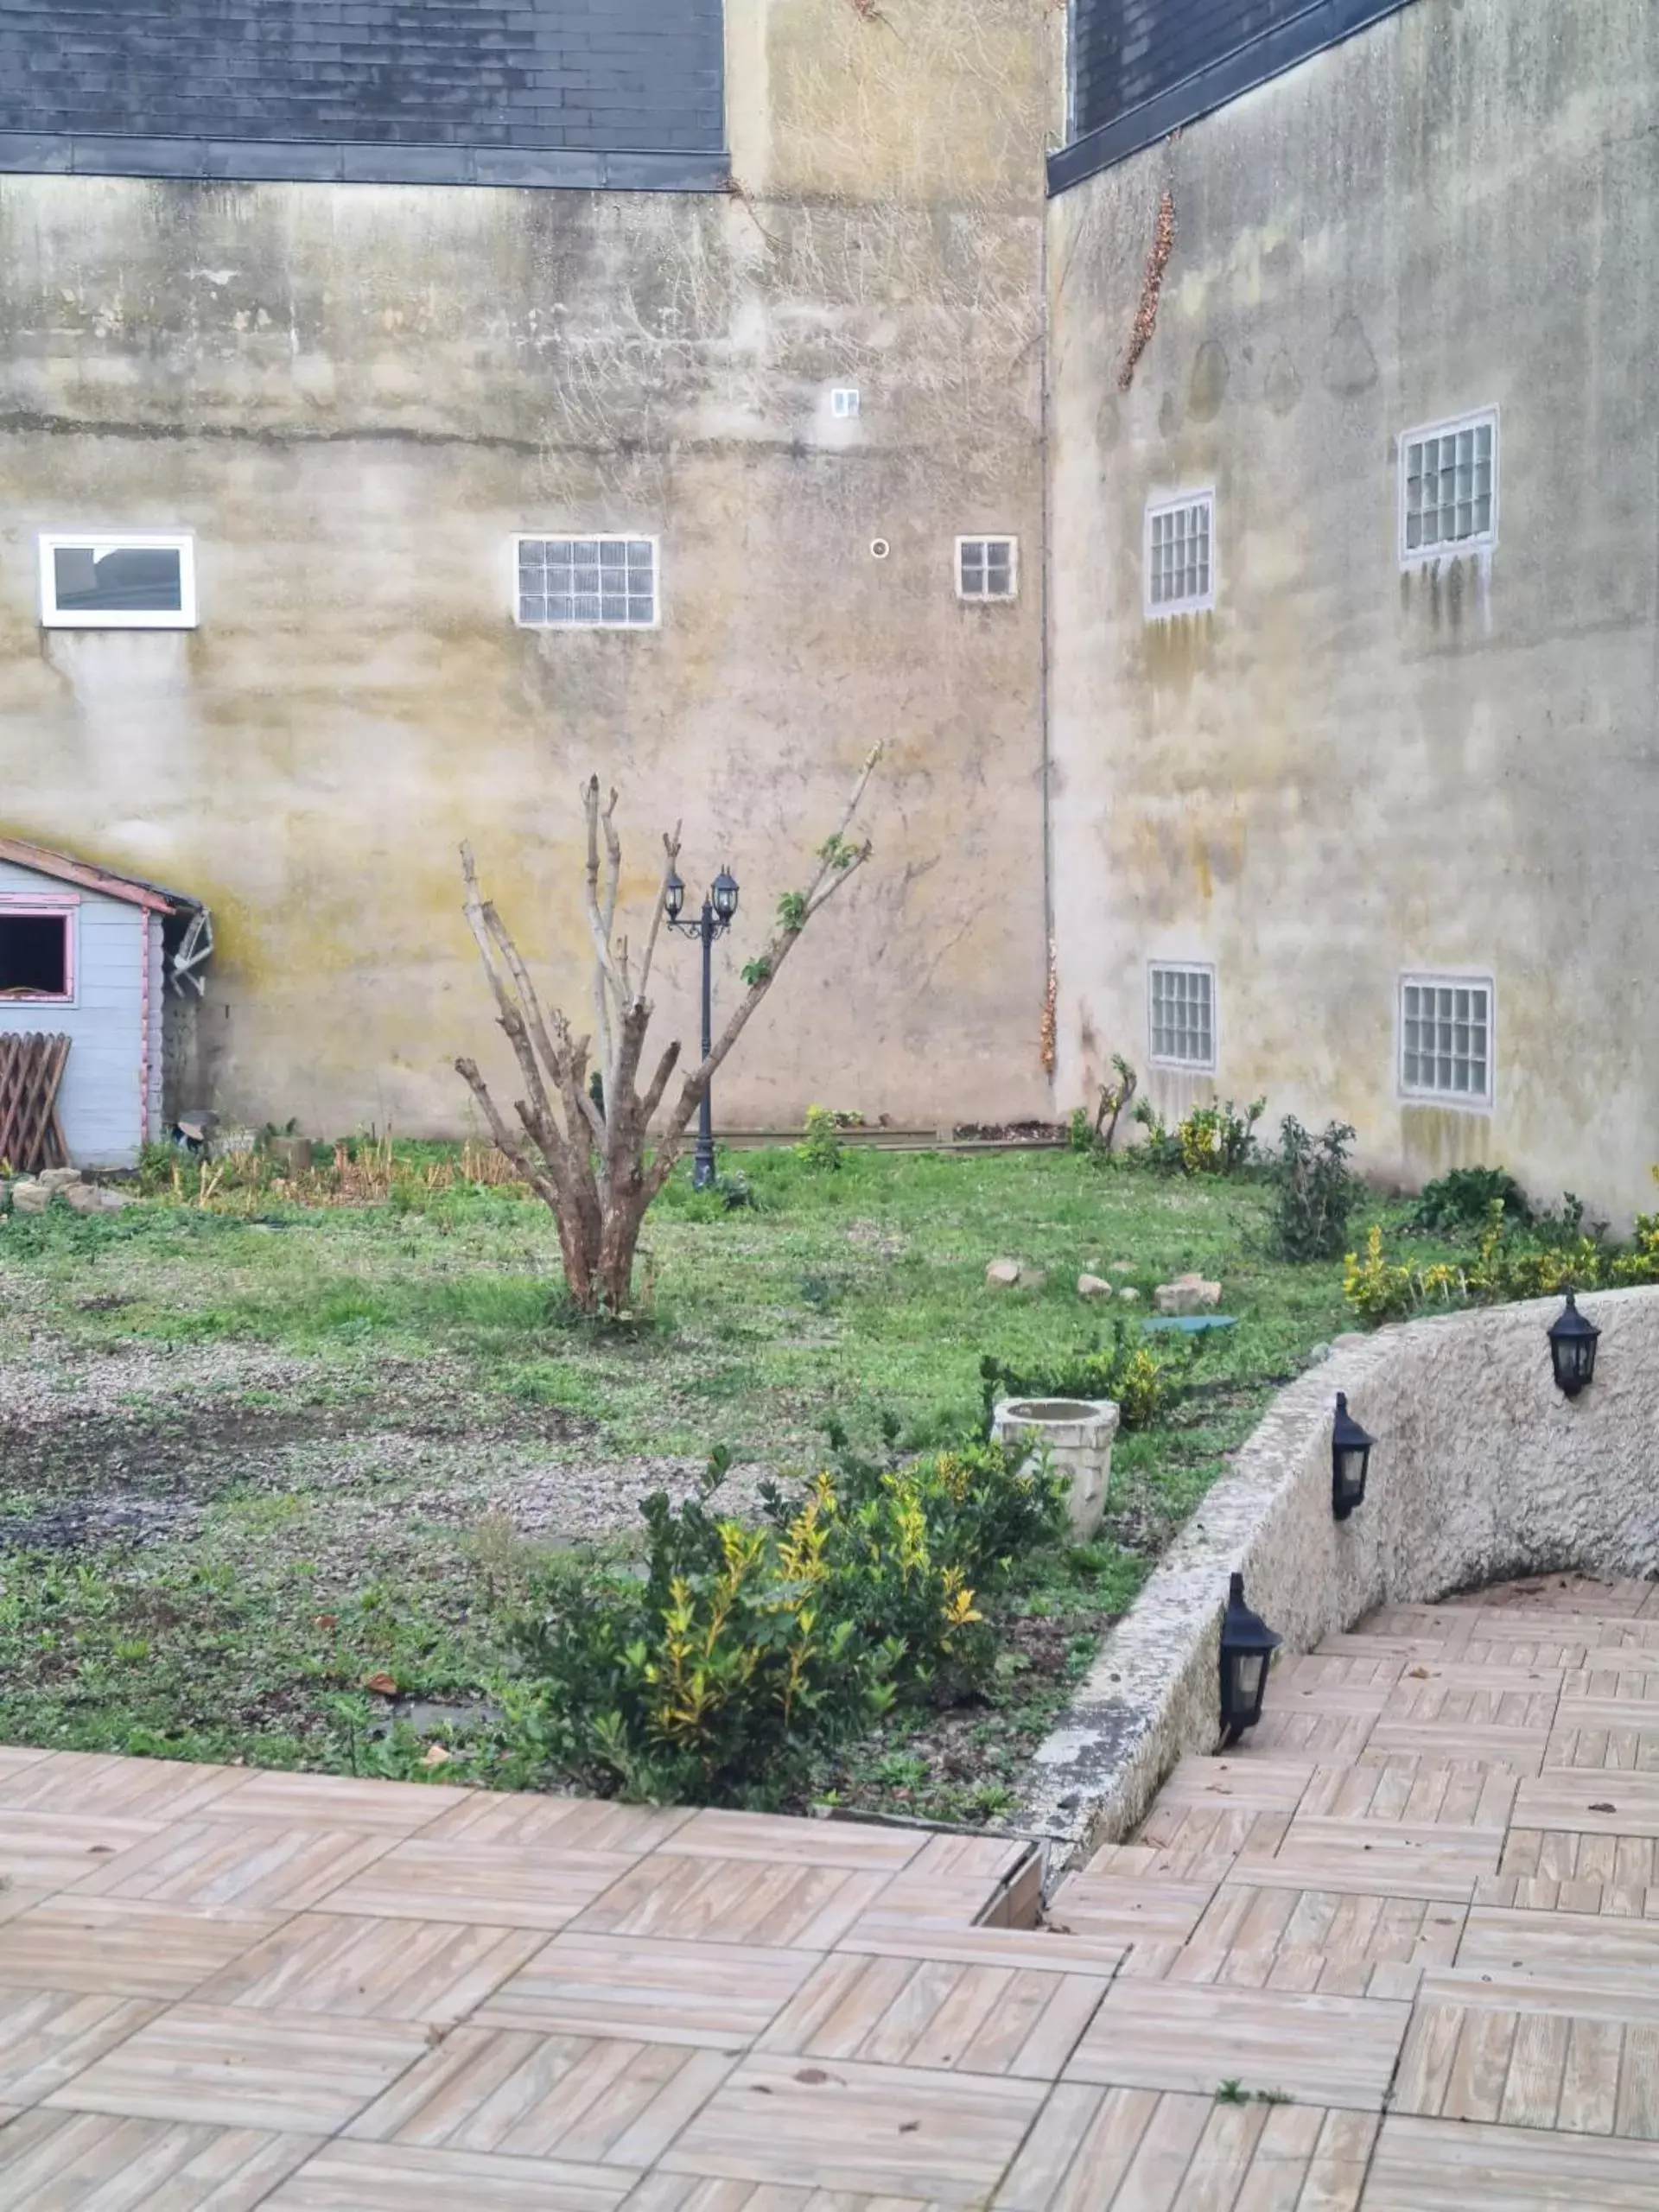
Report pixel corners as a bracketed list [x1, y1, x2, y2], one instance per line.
[1343, 1225, 1465, 1325]
[796, 1106, 861, 1172]
[1133, 1096, 1264, 1177]
[1268, 1117, 1360, 1262]
[980, 1323, 1187, 1434]
[501, 1434, 1065, 1806]
[1410, 1165, 1531, 1234]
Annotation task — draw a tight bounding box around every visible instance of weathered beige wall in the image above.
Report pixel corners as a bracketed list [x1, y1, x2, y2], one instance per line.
[1048, 0, 1659, 1221]
[0, 0, 1055, 1138]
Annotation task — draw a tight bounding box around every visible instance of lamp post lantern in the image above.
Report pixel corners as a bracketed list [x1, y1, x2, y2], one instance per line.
[1548, 1290, 1599, 1398]
[1218, 1573, 1281, 1745]
[666, 864, 739, 1189]
[1331, 1392, 1376, 1522]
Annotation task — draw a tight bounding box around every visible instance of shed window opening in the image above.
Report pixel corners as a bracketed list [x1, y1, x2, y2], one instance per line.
[517, 537, 657, 628]
[1150, 963, 1215, 1069]
[1402, 412, 1496, 559]
[0, 913, 70, 999]
[1145, 493, 1214, 616]
[957, 537, 1018, 600]
[1402, 977, 1492, 1103]
[39, 533, 196, 629]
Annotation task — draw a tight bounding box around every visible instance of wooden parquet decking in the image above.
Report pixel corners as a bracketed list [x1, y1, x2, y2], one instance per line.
[4, 1575, 1659, 2207]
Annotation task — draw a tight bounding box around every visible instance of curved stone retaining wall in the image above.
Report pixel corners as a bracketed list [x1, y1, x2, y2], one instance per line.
[1020, 1287, 1659, 1873]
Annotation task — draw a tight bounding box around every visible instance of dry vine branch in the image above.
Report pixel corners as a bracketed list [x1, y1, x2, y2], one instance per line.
[457, 747, 881, 1316]
[1118, 188, 1175, 391]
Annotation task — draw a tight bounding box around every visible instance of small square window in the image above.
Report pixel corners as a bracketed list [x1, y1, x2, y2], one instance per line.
[1144, 493, 1214, 618]
[831, 387, 861, 419]
[1148, 962, 1215, 1071]
[1400, 408, 1497, 563]
[0, 909, 73, 1001]
[957, 537, 1018, 601]
[39, 533, 196, 630]
[514, 535, 658, 629]
[1400, 973, 1494, 1107]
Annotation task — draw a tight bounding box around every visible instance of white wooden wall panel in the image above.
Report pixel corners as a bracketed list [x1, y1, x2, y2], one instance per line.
[0, 861, 146, 1166]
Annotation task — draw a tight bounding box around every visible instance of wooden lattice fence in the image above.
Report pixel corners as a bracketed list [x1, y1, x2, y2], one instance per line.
[0, 1033, 71, 1174]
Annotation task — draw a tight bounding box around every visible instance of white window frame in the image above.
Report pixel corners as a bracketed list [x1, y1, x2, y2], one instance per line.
[1397, 970, 1496, 1110]
[0, 895, 79, 1007]
[1398, 406, 1499, 567]
[830, 387, 861, 420]
[38, 531, 197, 631]
[1143, 490, 1215, 620]
[956, 535, 1019, 602]
[512, 533, 661, 632]
[1147, 959, 1217, 1073]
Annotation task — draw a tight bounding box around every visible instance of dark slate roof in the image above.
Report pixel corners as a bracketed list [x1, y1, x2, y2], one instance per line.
[1052, 0, 1416, 192]
[0, 0, 727, 191]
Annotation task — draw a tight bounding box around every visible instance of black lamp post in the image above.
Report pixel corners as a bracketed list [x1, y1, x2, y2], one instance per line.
[1331, 1392, 1376, 1522]
[1548, 1291, 1599, 1399]
[1218, 1573, 1281, 1745]
[666, 863, 740, 1190]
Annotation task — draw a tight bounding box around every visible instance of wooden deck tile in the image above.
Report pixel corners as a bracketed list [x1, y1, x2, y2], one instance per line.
[1363, 1723, 1549, 1774]
[0, 1745, 51, 1782]
[43, 2002, 429, 2132]
[0, 1897, 280, 1999]
[756, 1952, 1106, 2077]
[0, 2107, 318, 2209]
[1065, 1979, 1409, 2108]
[196, 1911, 544, 2023]
[0, 1986, 158, 2105]
[0, 1750, 246, 1825]
[620, 2184, 938, 2211]
[659, 2056, 1046, 2203]
[420, 1795, 693, 1854]
[347, 2022, 734, 2165]
[211, 1770, 469, 1832]
[1169, 1885, 1465, 1998]
[1458, 1905, 1659, 1991]
[310, 1838, 639, 1929]
[837, 1918, 1125, 1975]
[1231, 1816, 1501, 1902]
[1156, 1755, 1319, 1814]
[264, 2138, 638, 2209]
[0, 1812, 165, 1892]
[572, 1853, 891, 1949]
[68, 1816, 399, 1910]
[665, 1811, 926, 1871]
[1365, 2113, 1659, 2207]
[1043, 1872, 1217, 1945]
[1516, 1769, 1659, 1837]
[474, 1931, 817, 2048]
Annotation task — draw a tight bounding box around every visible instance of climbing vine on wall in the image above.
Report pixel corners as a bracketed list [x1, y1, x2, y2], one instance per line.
[1118, 188, 1175, 391]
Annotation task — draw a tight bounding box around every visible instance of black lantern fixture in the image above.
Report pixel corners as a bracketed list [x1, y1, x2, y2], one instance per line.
[1218, 1573, 1281, 1746]
[1548, 1291, 1599, 1399]
[1331, 1392, 1375, 1522]
[667, 863, 741, 1188]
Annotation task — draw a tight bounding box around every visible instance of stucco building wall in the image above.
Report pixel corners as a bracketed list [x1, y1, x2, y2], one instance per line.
[0, 0, 1056, 1139]
[1047, 0, 1659, 1221]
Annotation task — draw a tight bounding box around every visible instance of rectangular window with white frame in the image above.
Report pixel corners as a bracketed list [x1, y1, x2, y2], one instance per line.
[0, 901, 75, 1003]
[957, 537, 1018, 601]
[515, 536, 658, 629]
[1144, 492, 1214, 618]
[1400, 973, 1494, 1107]
[1399, 408, 1497, 564]
[39, 533, 196, 630]
[1148, 961, 1216, 1071]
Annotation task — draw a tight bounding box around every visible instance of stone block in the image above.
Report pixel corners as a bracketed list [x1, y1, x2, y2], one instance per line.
[10, 1182, 51, 1214]
[1154, 1278, 1222, 1315]
[38, 1167, 83, 1192]
[64, 1184, 133, 1215]
[985, 1259, 1024, 1287]
[1077, 1273, 1113, 1300]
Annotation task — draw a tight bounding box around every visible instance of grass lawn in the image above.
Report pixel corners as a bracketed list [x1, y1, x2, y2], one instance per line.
[0, 1141, 1378, 1821]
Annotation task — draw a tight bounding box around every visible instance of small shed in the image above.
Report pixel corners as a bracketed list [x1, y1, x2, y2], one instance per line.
[0, 836, 210, 1170]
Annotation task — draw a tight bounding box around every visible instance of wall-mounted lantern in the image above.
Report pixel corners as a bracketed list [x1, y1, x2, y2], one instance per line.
[1331, 1392, 1375, 1522]
[1218, 1572, 1281, 1745]
[1548, 1291, 1599, 1399]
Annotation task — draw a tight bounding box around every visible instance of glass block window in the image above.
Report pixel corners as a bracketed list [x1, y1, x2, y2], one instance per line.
[957, 537, 1018, 600]
[1401, 410, 1497, 561]
[1145, 493, 1214, 617]
[1149, 963, 1216, 1070]
[1401, 975, 1493, 1104]
[515, 536, 657, 628]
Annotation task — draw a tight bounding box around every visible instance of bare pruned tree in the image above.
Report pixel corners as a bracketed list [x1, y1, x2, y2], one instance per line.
[457, 747, 880, 1316]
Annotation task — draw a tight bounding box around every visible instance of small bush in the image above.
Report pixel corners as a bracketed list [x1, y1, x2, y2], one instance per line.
[1343, 1225, 1465, 1326]
[981, 1323, 1187, 1434]
[1133, 1097, 1264, 1177]
[1268, 1117, 1360, 1262]
[501, 1435, 1065, 1805]
[797, 1106, 861, 1172]
[1410, 1166, 1531, 1234]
